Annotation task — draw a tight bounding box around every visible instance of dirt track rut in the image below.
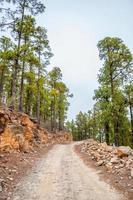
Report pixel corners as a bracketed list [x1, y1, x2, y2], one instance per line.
[12, 143, 125, 200]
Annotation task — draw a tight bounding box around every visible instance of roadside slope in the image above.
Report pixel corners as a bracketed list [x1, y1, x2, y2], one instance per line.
[75, 139, 133, 200]
[0, 107, 72, 199]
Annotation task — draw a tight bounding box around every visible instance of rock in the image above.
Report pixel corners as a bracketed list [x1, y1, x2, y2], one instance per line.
[20, 114, 34, 128]
[30, 117, 38, 124]
[0, 185, 3, 192]
[93, 152, 101, 161]
[131, 168, 133, 178]
[0, 107, 73, 152]
[79, 138, 133, 182]
[101, 142, 108, 150]
[106, 146, 113, 152]
[116, 146, 132, 158]
[105, 163, 113, 172]
[22, 141, 30, 153]
[97, 160, 104, 166]
[7, 177, 13, 181]
[114, 165, 120, 169]
[110, 157, 119, 164]
[0, 179, 5, 192]
[0, 154, 4, 158]
[23, 127, 33, 141]
[91, 156, 95, 160]
[118, 164, 125, 168]
[0, 126, 20, 151]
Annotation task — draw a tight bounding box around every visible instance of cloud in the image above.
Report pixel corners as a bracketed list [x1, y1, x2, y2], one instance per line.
[49, 23, 100, 85]
[46, 24, 100, 119]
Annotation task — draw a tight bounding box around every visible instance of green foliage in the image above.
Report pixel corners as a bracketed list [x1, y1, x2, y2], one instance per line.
[48, 67, 72, 131]
[0, 1, 72, 131]
[66, 37, 133, 148]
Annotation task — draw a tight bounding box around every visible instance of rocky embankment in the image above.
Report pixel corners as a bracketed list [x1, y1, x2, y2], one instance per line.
[0, 107, 72, 199]
[75, 139, 133, 199]
[0, 107, 72, 152]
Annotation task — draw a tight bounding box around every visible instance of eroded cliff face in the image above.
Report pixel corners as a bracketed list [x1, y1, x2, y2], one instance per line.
[0, 107, 72, 152]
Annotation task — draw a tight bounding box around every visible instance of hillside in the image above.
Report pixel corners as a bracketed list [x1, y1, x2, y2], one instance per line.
[0, 106, 72, 199]
[0, 107, 72, 152]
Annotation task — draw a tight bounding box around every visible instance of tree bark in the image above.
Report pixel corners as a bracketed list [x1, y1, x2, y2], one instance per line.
[19, 38, 27, 112]
[10, 0, 26, 109]
[109, 62, 119, 146]
[0, 68, 5, 104]
[114, 120, 119, 146]
[50, 100, 54, 131]
[129, 102, 133, 144]
[104, 122, 110, 145]
[36, 51, 41, 124]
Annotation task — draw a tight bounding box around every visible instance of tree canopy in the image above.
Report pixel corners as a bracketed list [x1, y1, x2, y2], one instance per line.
[66, 37, 133, 147]
[0, 0, 72, 131]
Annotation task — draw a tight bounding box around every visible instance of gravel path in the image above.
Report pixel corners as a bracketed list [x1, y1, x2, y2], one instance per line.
[11, 143, 125, 200]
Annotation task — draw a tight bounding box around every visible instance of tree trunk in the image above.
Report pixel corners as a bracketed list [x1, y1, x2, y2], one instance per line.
[36, 52, 41, 124]
[109, 62, 118, 146]
[10, 0, 26, 109]
[50, 101, 54, 131]
[26, 89, 31, 115]
[19, 61, 25, 111]
[114, 120, 119, 146]
[19, 38, 27, 112]
[58, 110, 64, 131]
[11, 63, 18, 109]
[25, 66, 32, 115]
[104, 122, 110, 145]
[58, 110, 62, 131]
[0, 68, 5, 104]
[52, 96, 56, 132]
[58, 96, 63, 131]
[129, 103, 133, 143]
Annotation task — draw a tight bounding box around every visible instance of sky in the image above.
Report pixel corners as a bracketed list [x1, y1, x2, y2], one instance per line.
[37, 0, 133, 120]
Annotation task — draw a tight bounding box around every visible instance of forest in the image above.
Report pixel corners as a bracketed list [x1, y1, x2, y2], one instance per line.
[66, 37, 133, 147]
[0, 1, 133, 200]
[0, 0, 133, 148]
[0, 0, 72, 132]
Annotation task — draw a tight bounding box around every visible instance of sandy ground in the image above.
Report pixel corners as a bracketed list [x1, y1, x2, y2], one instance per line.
[11, 143, 125, 200]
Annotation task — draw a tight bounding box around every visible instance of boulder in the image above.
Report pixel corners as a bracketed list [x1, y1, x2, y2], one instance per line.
[0, 127, 20, 151]
[22, 140, 30, 153]
[131, 168, 133, 178]
[0, 185, 2, 192]
[38, 129, 48, 144]
[101, 142, 108, 150]
[20, 114, 34, 128]
[0, 112, 10, 134]
[93, 152, 101, 161]
[0, 107, 72, 152]
[110, 156, 119, 164]
[97, 160, 104, 166]
[105, 163, 113, 172]
[23, 127, 33, 141]
[116, 146, 132, 158]
[0, 124, 33, 152]
[79, 139, 133, 179]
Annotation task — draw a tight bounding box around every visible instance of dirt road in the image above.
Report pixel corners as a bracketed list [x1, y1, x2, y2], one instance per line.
[11, 143, 125, 200]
